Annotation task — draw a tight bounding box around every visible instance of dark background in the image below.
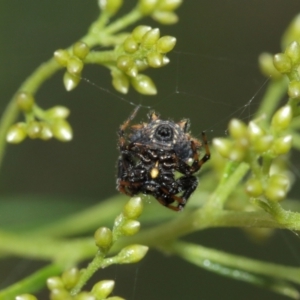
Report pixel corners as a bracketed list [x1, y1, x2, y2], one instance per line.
[1, 1, 300, 299]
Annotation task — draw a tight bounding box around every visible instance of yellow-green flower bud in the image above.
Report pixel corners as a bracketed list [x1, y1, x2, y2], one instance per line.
[46, 106, 70, 119]
[228, 119, 248, 140]
[126, 65, 138, 78]
[73, 42, 90, 60]
[47, 276, 65, 291]
[54, 49, 70, 67]
[67, 56, 84, 75]
[51, 119, 73, 141]
[285, 41, 300, 64]
[212, 138, 233, 158]
[228, 145, 245, 162]
[39, 122, 53, 140]
[265, 174, 289, 202]
[147, 52, 163, 68]
[116, 55, 134, 72]
[152, 10, 178, 24]
[271, 105, 293, 131]
[135, 59, 148, 71]
[15, 295, 38, 300]
[50, 288, 71, 300]
[157, 0, 182, 11]
[273, 53, 292, 74]
[16, 92, 34, 112]
[6, 123, 27, 144]
[248, 121, 265, 141]
[111, 70, 129, 94]
[123, 36, 139, 53]
[258, 52, 282, 79]
[138, 0, 158, 15]
[27, 121, 42, 139]
[63, 71, 80, 91]
[91, 280, 115, 299]
[106, 297, 125, 300]
[156, 36, 176, 53]
[272, 135, 293, 155]
[288, 80, 300, 98]
[141, 28, 160, 49]
[75, 292, 96, 300]
[132, 25, 152, 42]
[94, 227, 113, 250]
[117, 244, 148, 264]
[281, 14, 300, 49]
[245, 177, 263, 197]
[252, 135, 273, 154]
[121, 220, 140, 236]
[131, 74, 157, 95]
[61, 268, 80, 290]
[123, 197, 143, 219]
[98, 0, 123, 16]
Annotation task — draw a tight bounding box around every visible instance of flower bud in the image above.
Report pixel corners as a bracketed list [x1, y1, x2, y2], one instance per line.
[131, 74, 157, 95]
[54, 49, 70, 67]
[271, 105, 293, 132]
[156, 36, 176, 53]
[67, 56, 84, 75]
[16, 92, 34, 112]
[50, 288, 71, 300]
[212, 138, 233, 158]
[152, 11, 178, 24]
[132, 25, 152, 42]
[288, 80, 300, 98]
[228, 119, 248, 140]
[47, 276, 65, 290]
[123, 36, 139, 53]
[272, 135, 293, 155]
[116, 55, 134, 72]
[138, 0, 158, 15]
[15, 295, 38, 300]
[273, 53, 292, 74]
[281, 14, 300, 49]
[91, 280, 115, 299]
[6, 123, 27, 144]
[75, 292, 96, 300]
[123, 197, 143, 219]
[94, 227, 113, 250]
[258, 52, 282, 79]
[61, 268, 80, 290]
[135, 59, 148, 71]
[46, 106, 70, 119]
[228, 145, 245, 162]
[117, 244, 148, 264]
[98, 0, 123, 16]
[252, 135, 273, 154]
[27, 121, 42, 139]
[141, 28, 160, 49]
[245, 178, 263, 197]
[265, 174, 289, 202]
[63, 71, 80, 91]
[106, 297, 125, 300]
[147, 52, 163, 68]
[285, 41, 300, 63]
[248, 121, 265, 141]
[111, 70, 129, 94]
[39, 122, 53, 140]
[51, 119, 73, 141]
[121, 220, 140, 236]
[157, 0, 182, 11]
[73, 41, 90, 60]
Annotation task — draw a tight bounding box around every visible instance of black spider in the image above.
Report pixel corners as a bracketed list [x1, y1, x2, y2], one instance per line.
[116, 106, 210, 211]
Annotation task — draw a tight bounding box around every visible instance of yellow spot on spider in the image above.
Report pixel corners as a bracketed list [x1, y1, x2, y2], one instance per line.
[150, 161, 159, 178]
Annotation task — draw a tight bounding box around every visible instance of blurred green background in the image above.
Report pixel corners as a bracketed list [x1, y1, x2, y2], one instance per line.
[1, 1, 300, 299]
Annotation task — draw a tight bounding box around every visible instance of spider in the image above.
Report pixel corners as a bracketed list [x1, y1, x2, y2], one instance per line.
[116, 106, 210, 211]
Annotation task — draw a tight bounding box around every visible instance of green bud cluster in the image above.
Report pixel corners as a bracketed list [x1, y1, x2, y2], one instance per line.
[138, 0, 183, 24]
[54, 42, 90, 91]
[46, 270, 121, 300]
[7, 92, 72, 144]
[214, 104, 293, 202]
[112, 25, 176, 94]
